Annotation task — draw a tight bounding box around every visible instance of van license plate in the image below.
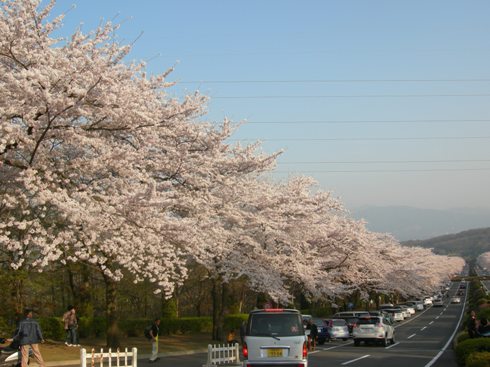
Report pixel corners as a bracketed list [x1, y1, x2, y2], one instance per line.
[267, 349, 283, 357]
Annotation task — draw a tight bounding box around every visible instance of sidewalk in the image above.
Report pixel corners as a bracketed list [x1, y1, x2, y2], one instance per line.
[45, 347, 208, 366]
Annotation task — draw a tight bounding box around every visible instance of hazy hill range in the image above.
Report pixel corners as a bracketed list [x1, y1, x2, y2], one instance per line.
[403, 227, 490, 259]
[352, 206, 490, 241]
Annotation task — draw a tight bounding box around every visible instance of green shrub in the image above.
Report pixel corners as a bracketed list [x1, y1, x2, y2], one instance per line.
[224, 314, 248, 332]
[456, 331, 470, 345]
[78, 316, 106, 338]
[466, 351, 490, 367]
[455, 338, 490, 366]
[38, 317, 64, 341]
[119, 318, 149, 337]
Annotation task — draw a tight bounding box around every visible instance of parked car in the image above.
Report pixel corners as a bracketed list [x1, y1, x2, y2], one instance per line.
[396, 304, 415, 315]
[423, 297, 433, 307]
[243, 309, 308, 367]
[432, 298, 444, 307]
[333, 311, 370, 318]
[352, 316, 395, 346]
[383, 308, 404, 322]
[320, 319, 350, 343]
[406, 300, 424, 311]
[333, 316, 359, 335]
[451, 296, 461, 304]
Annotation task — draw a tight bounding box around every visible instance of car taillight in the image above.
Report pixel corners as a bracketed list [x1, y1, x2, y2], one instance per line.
[302, 341, 308, 358]
[242, 342, 248, 359]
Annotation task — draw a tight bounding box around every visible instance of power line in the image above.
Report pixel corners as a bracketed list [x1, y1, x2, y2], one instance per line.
[278, 159, 490, 164]
[274, 168, 490, 173]
[233, 136, 490, 142]
[214, 93, 490, 99]
[244, 119, 490, 125]
[177, 78, 490, 84]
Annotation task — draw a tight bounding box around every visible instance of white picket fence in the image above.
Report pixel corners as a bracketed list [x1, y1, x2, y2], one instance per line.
[203, 343, 241, 367]
[80, 348, 137, 367]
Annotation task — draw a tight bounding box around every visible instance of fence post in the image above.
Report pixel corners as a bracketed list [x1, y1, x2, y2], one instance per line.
[80, 348, 87, 367]
[132, 347, 137, 367]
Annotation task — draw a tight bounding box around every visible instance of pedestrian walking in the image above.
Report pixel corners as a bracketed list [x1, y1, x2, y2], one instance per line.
[12, 308, 46, 367]
[63, 305, 80, 347]
[468, 310, 478, 338]
[149, 318, 160, 363]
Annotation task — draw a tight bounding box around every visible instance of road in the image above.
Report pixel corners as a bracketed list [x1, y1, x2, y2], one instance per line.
[125, 282, 466, 367]
[63, 282, 465, 367]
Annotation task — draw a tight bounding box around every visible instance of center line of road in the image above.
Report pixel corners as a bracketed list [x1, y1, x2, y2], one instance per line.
[429, 321, 434, 325]
[408, 333, 416, 339]
[436, 316, 440, 319]
[341, 354, 370, 365]
[385, 342, 400, 349]
[421, 326, 427, 331]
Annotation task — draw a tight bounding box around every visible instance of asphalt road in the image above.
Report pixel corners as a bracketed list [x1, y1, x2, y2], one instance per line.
[61, 282, 465, 367]
[123, 282, 466, 367]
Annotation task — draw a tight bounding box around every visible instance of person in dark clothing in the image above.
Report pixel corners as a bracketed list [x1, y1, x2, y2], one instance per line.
[468, 310, 478, 338]
[307, 320, 318, 351]
[12, 308, 45, 367]
[149, 318, 160, 363]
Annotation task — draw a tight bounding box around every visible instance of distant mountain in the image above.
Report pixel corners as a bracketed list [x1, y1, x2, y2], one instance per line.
[402, 227, 490, 259]
[351, 206, 490, 241]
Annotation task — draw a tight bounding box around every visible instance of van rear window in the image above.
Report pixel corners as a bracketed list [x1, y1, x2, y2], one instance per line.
[247, 313, 304, 337]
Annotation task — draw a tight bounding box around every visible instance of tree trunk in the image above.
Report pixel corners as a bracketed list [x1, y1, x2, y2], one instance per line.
[211, 277, 228, 341]
[104, 275, 120, 348]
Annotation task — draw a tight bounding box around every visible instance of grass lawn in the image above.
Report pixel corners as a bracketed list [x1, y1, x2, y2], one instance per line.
[40, 333, 213, 362]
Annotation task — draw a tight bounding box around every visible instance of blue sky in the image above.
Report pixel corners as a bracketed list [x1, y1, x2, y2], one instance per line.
[51, 0, 490, 210]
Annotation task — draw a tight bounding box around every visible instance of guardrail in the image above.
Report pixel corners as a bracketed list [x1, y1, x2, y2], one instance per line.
[80, 348, 137, 367]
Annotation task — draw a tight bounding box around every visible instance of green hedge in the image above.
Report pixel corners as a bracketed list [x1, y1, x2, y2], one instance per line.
[38, 317, 65, 340]
[31, 315, 247, 340]
[466, 351, 490, 367]
[455, 338, 490, 366]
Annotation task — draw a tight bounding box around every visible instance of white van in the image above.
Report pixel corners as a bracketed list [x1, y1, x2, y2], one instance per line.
[242, 309, 308, 367]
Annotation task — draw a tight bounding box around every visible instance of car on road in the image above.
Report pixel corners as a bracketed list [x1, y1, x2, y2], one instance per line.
[423, 297, 433, 307]
[451, 296, 461, 304]
[352, 316, 395, 346]
[406, 300, 424, 311]
[396, 304, 415, 315]
[243, 308, 308, 367]
[332, 315, 359, 335]
[432, 298, 444, 307]
[320, 319, 350, 343]
[383, 308, 404, 322]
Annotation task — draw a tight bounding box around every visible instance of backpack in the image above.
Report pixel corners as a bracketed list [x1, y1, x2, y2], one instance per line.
[144, 325, 153, 340]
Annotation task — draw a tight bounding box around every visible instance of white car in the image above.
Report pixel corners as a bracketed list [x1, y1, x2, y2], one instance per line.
[423, 298, 433, 307]
[451, 297, 461, 304]
[353, 316, 395, 346]
[243, 309, 308, 367]
[407, 300, 424, 311]
[397, 304, 415, 315]
[433, 298, 444, 307]
[383, 309, 404, 322]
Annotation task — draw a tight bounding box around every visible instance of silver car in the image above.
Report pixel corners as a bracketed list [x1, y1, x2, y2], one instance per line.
[243, 309, 308, 367]
[324, 319, 350, 341]
[353, 316, 395, 346]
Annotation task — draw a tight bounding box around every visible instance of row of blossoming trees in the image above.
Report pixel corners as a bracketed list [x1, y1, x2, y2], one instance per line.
[0, 0, 464, 346]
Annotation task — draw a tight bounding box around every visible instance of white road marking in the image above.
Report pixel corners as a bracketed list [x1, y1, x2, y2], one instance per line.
[309, 350, 321, 354]
[429, 321, 434, 325]
[421, 326, 427, 331]
[424, 282, 468, 367]
[439, 312, 443, 315]
[435, 316, 440, 320]
[408, 333, 416, 339]
[385, 342, 400, 349]
[321, 343, 353, 351]
[341, 354, 370, 365]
